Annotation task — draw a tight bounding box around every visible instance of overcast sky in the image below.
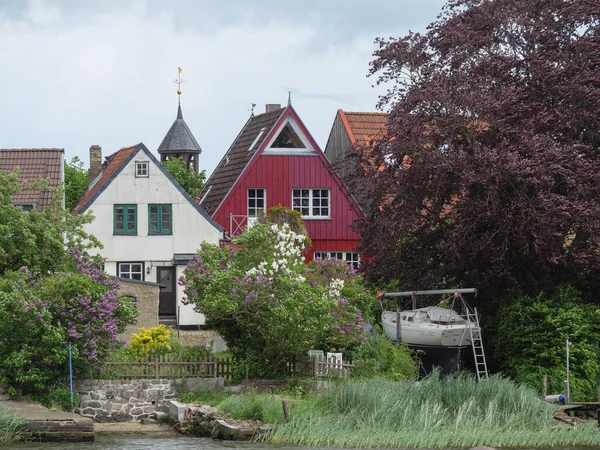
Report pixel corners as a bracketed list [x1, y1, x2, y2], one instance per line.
[0, 0, 446, 175]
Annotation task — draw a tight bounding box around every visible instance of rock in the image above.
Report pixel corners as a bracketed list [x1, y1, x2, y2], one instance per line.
[112, 411, 133, 422]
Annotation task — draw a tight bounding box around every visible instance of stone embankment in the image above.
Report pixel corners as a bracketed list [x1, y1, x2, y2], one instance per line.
[171, 401, 268, 440]
[74, 378, 222, 423]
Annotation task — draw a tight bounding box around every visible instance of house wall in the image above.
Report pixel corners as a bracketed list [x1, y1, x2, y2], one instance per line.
[324, 112, 355, 179]
[83, 156, 222, 326]
[213, 153, 361, 258]
[116, 278, 159, 342]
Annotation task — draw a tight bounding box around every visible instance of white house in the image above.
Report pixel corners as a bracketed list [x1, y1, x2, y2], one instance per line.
[71, 142, 223, 327]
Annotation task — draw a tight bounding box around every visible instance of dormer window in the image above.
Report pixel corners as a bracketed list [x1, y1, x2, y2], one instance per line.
[135, 161, 149, 177]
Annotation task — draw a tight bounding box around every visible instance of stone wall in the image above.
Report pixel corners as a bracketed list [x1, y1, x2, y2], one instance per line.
[115, 277, 160, 342]
[73, 378, 223, 423]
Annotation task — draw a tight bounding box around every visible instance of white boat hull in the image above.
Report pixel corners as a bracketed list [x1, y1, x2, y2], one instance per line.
[382, 310, 471, 348]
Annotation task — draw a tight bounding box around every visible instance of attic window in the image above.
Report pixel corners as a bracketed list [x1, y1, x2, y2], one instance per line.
[271, 123, 306, 149]
[248, 127, 266, 152]
[135, 161, 149, 177]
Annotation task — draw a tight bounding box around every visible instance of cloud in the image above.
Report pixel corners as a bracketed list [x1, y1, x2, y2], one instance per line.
[0, 1, 444, 175]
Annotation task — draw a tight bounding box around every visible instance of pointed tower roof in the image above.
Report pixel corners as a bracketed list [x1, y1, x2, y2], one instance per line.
[157, 103, 202, 155]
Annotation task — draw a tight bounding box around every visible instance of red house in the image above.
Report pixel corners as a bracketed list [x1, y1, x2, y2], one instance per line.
[198, 103, 363, 267]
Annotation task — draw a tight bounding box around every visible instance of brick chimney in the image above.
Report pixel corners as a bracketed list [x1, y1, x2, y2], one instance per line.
[88, 145, 102, 185]
[265, 104, 281, 113]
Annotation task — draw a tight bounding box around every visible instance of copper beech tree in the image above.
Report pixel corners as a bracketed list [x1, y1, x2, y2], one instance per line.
[349, 0, 600, 301]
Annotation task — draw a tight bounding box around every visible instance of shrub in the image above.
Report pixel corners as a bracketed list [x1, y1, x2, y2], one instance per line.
[0, 250, 137, 395]
[351, 332, 417, 380]
[127, 325, 173, 357]
[494, 285, 600, 401]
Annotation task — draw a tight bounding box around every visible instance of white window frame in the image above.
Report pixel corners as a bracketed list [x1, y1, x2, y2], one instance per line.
[135, 161, 149, 177]
[292, 188, 330, 219]
[248, 188, 266, 218]
[117, 262, 144, 280]
[314, 251, 360, 269]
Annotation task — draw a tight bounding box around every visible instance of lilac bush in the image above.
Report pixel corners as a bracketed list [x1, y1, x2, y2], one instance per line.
[0, 249, 137, 394]
[181, 221, 373, 377]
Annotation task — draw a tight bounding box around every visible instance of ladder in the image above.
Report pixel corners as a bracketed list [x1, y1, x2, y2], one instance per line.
[467, 308, 489, 381]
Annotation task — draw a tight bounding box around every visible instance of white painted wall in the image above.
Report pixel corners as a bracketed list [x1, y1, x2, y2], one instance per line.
[82, 151, 222, 326]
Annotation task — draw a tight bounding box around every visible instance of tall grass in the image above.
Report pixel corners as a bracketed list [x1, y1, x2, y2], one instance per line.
[262, 372, 600, 448]
[0, 406, 25, 445]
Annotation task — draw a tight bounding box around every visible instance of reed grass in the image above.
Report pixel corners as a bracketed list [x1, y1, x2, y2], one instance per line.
[259, 373, 600, 448]
[0, 406, 25, 445]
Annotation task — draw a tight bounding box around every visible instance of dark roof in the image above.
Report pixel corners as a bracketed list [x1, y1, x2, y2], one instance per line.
[339, 110, 389, 145]
[0, 148, 64, 209]
[198, 107, 285, 215]
[71, 143, 223, 232]
[157, 104, 202, 155]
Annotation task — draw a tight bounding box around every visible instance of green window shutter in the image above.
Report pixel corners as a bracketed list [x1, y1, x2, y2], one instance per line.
[148, 204, 172, 234]
[114, 204, 137, 234]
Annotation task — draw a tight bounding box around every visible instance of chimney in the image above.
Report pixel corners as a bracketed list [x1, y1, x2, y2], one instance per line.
[265, 104, 281, 113]
[88, 145, 102, 185]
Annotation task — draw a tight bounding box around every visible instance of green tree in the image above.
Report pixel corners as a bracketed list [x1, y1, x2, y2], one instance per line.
[181, 214, 372, 378]
[494, 285, 600, 401]
[162, 156, 206, 198]
[64, 156, 87, 210]
[0, 169, 101, 276]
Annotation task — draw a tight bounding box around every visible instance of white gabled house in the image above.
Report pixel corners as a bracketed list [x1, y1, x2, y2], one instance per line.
[71, 142, 223, 327]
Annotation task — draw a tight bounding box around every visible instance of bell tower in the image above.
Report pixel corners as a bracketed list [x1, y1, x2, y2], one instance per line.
[157, 67, 202, 174]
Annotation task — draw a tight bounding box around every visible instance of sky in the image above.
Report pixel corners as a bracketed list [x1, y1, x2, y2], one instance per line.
[0, 0, 446, 176]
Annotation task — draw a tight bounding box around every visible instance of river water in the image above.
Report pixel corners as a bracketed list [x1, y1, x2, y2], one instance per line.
[2, 436, 590, 450]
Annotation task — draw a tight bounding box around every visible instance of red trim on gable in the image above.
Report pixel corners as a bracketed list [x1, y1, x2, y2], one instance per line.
[338, 109, 357, 145]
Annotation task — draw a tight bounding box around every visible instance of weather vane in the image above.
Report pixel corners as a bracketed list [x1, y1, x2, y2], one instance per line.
[249, 103, 256, 116]
[174, 67, 185, 104]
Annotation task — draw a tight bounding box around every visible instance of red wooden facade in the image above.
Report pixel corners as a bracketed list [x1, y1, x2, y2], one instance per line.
[201, 104, 363, 262]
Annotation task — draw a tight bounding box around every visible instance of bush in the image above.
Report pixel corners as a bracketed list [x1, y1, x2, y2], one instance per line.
[127, 325, 173, 357]
[351, 332, 417, 380]
[494, 285, 600, 401]
[40, 386, 82, 411]
[0, 250, 137, 395]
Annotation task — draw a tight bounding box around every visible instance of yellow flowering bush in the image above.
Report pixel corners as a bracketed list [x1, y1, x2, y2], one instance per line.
[127, 325, 172, 357]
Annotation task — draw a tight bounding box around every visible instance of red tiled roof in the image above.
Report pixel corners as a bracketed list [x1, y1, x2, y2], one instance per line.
[0, 148, 64, 209]
[71, 145, 137, 214]
[339, 110, 389, 146]
[198, 108, 285, 215]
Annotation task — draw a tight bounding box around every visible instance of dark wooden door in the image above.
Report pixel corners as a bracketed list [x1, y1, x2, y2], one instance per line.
[157, 267, 176, 316]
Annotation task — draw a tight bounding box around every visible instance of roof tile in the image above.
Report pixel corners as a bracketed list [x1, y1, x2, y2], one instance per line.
[0, 148, 64, 209]
[198, 108, 285, 215]
[341, 111, 389, 146]
[71, 145, 137, 214]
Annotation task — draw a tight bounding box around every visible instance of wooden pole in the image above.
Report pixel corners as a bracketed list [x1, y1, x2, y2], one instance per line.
[542, 374, 547, 399]
[282, 400, 289, 421]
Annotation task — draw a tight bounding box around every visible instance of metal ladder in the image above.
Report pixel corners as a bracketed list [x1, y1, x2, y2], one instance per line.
[467, 308, 489, 381]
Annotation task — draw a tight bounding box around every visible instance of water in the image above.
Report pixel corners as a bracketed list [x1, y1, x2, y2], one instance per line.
[2, 436, 589, 450]
[4, 436, 308, 450]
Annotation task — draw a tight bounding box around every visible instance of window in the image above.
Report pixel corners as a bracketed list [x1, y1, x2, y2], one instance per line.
[314, 251, 360, 269]
[292, 189, 330, 218]
[248, 189, 266, 217]
[248, 127, 266, 152]
[149, 204, 172, 234]
[271, 123, 306, 148]
[135, 161, 149, 177]
[114, 204, 137, 234]
[117, 263, 144, 281]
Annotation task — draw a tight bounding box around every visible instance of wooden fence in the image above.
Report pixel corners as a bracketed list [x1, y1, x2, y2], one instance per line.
[103, 355, 353, 380]
[104, 355, 232, 380]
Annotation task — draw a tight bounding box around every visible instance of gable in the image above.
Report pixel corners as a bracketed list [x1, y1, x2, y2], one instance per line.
[198, 108, 285, 215]
[72, 143, 222, 231]
[263, 114, 317, 155]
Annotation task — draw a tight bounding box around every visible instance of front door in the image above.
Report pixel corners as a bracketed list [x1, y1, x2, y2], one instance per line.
[157, 267, 176, 316]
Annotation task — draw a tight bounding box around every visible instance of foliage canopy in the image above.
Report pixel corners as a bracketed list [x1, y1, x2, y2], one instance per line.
[181, 214, 373, 378]
[350, 0, 600, 300]
[64, 156, 88, 211]
[162, 156, 206, 198]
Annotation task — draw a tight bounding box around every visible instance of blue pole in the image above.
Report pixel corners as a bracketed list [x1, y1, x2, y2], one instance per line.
[68, 343, 73, 410]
